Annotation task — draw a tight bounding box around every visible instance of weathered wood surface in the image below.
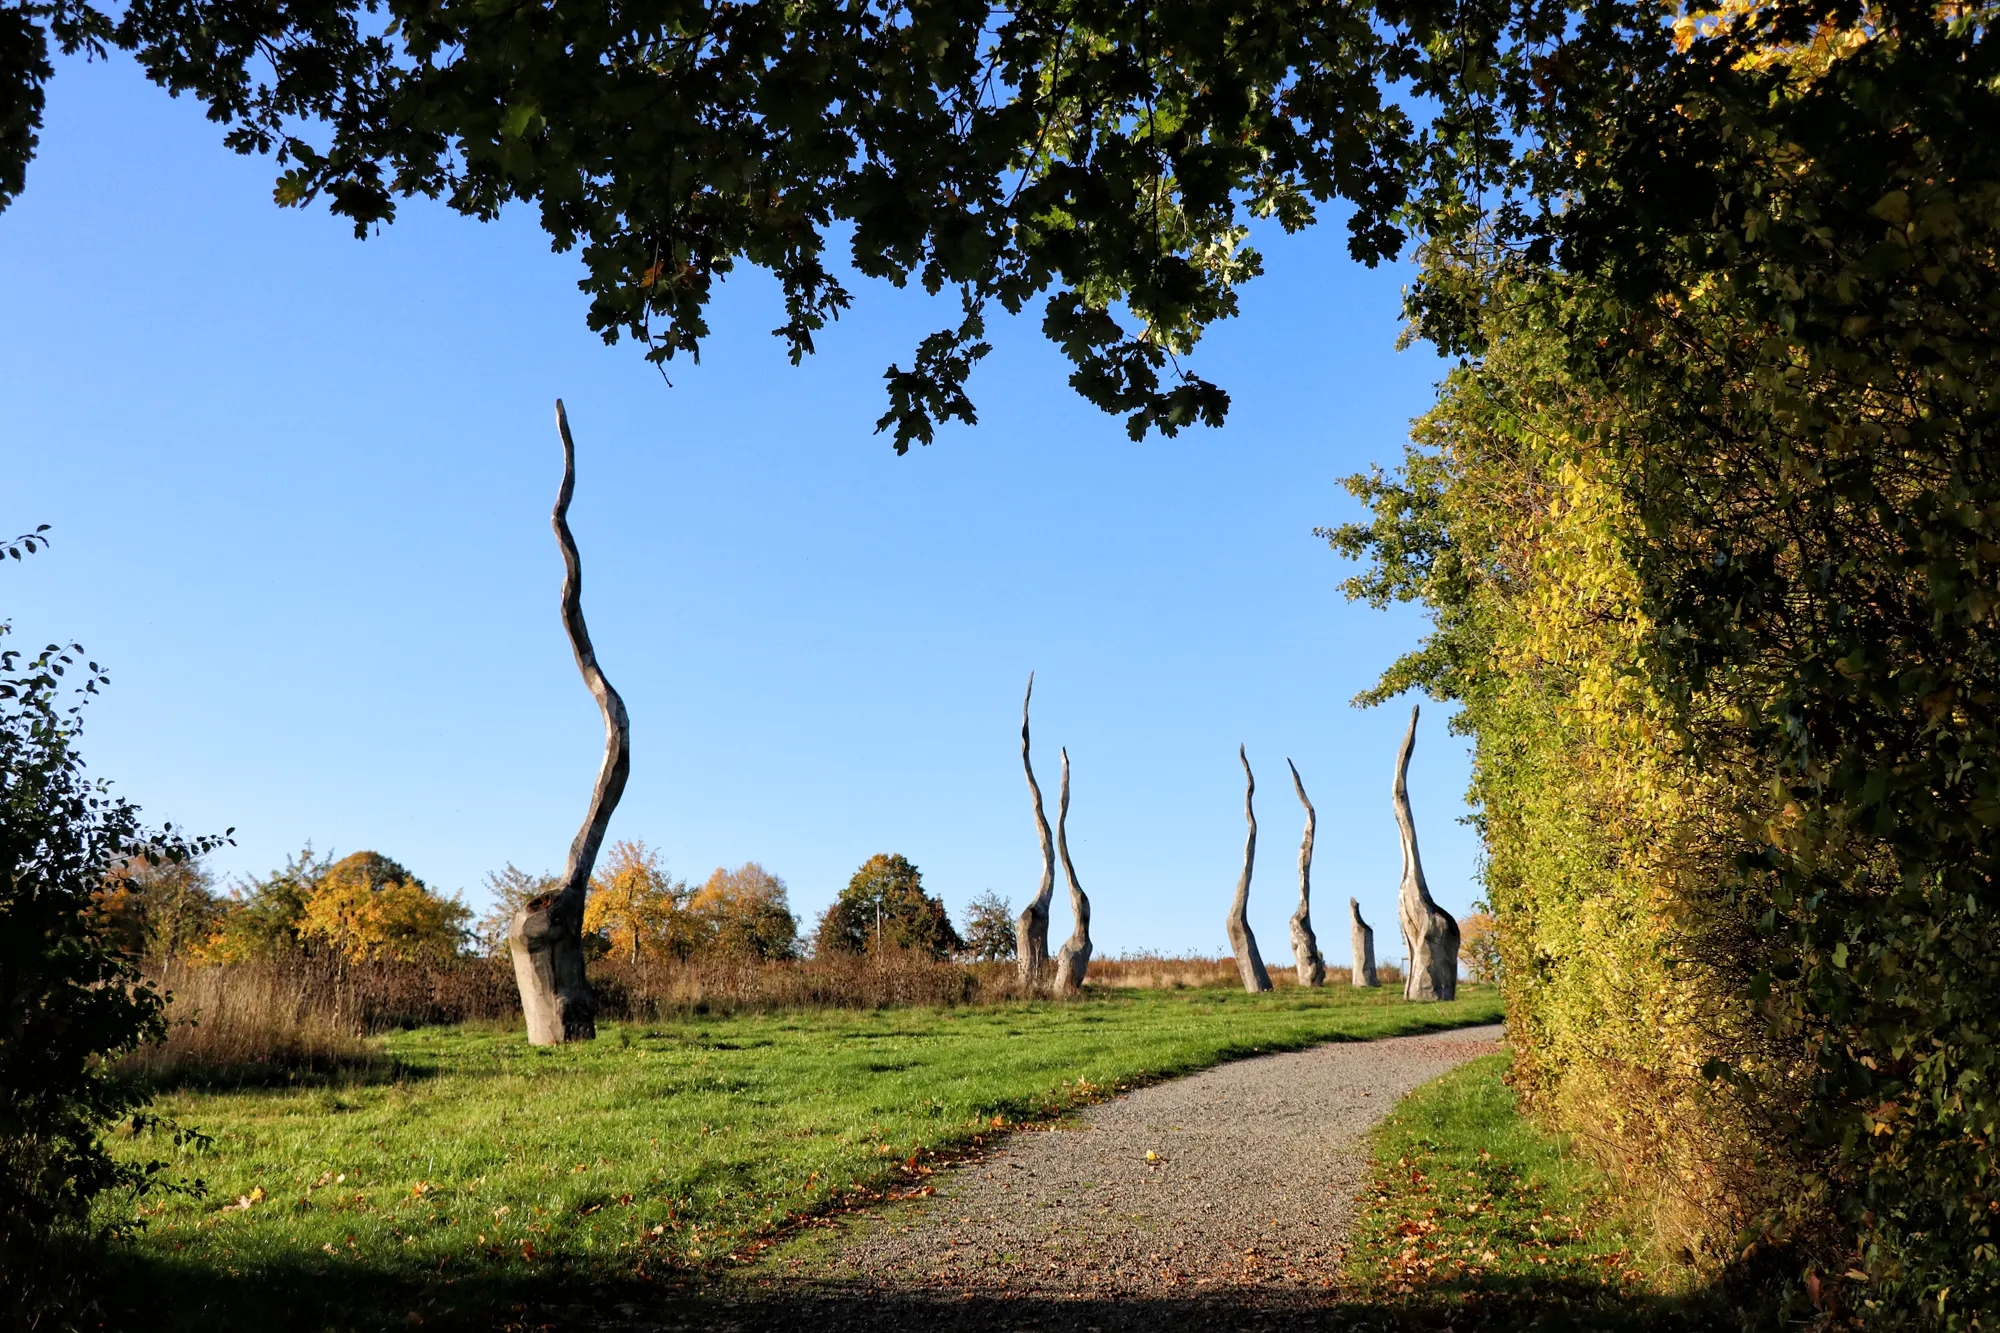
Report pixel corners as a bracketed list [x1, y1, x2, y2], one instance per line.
[1225, 746, 1273, 993]
[509, 400, 630, 1045]
[1014, 673, 1055, 991]
[1349, 897, 1379, 988]
[1286, 759, 1326, 987]
[1393, 704, 1459, 1002]
[1051, 747, 1093, 994]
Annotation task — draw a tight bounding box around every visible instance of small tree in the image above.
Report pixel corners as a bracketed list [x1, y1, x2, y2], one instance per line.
[582, 840, 692, 963]
[690, 863, 797, 960]
[959, 891, 1016, 961]
[1458, 910, 1502, 985]
[817, 854, 962, 960]
[476, 865, 562, 957]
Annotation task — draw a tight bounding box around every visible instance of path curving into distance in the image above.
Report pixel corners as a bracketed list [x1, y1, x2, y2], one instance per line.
[682, 1023, 1505, 1332]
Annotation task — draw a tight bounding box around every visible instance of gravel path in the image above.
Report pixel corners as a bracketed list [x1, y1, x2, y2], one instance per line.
[679, 1023, 1504, 1331]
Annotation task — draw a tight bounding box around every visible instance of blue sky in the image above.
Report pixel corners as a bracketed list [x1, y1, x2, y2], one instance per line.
[2, 51, 1475, 964]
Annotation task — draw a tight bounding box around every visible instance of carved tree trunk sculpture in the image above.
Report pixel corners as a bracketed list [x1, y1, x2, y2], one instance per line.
[1051, 747, 1093, 994]
[1349, 897, 1379, 988]
[1393, 704, 1459, 1001]
[1225, 746, 1273, 993]
[508, 400, 631, 1045]
[1014, 673, 1055, 991]
[1286, 759, 1326, 987]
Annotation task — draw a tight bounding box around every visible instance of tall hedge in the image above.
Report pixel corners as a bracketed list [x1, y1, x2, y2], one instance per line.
[1334, 8, 2000, 1322]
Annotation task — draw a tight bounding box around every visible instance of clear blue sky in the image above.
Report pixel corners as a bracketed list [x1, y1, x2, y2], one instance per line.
[2, 52, 1474, 964]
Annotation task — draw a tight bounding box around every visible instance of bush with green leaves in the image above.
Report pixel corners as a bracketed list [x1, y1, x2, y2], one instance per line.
[0, 532, 223, 1328]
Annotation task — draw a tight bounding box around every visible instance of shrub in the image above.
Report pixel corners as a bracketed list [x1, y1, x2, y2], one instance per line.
[0, 592, 220, 1327]
[1332, 270, 1809, 1282]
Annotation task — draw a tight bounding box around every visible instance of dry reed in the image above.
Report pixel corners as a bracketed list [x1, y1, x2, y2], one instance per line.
[118, 950, 1404, 1084]
[121, 954, 520, 1085]
[1089, 952, 1405, 990]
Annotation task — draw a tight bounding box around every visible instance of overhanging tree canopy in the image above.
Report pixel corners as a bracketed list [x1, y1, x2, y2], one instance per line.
[4, 0, 1482, 446]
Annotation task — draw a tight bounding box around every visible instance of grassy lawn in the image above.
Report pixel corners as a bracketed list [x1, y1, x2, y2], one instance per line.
[106, 984, 1499, 1331]
[1342, 1054, 1710, 1331]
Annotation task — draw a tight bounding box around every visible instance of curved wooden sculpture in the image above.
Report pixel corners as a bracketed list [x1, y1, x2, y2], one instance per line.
[1014, 673, 1055, 990]
[1349, 897, 1379, 988]
[508, 400, 631, 1044]
[1393, 704, 1459, 1001]
[1225, 746, 1273, 993]
[1051, 747, 1093, 994]
[1286, 759, 1326, 987]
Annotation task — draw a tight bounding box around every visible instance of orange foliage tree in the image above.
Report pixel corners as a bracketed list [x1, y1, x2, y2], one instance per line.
[295, 852, 471, 963]
[582, 840, 695, 963]
[1456, 910, 1501, 985]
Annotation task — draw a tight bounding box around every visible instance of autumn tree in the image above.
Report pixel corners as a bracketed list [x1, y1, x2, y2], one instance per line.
[296, 851, 472, 963]
[582, 840, 693, 964]
[959, 891, 1016, 962]
[93, 854, 222, 964]
[199, 845, 330, 962]
[1457, 911, 1501, 985]
[816, 854, 961, 961]
[690, 863, 797, 960]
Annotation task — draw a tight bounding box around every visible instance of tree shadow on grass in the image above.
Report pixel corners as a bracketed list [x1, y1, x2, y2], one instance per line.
[643, 1282, 1726, 1333]
[121, 1057, 420, 1094]
[101, 1245, 655, 1333]
[102, 1253, 1730, 1333]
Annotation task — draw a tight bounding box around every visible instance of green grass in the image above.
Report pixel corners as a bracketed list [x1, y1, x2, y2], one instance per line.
[105, 984, 1499, 1330]
[1342, 1054, 1710, 1330]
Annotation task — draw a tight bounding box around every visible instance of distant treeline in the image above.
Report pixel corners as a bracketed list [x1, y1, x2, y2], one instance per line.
[95, 842, 1022, 971]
